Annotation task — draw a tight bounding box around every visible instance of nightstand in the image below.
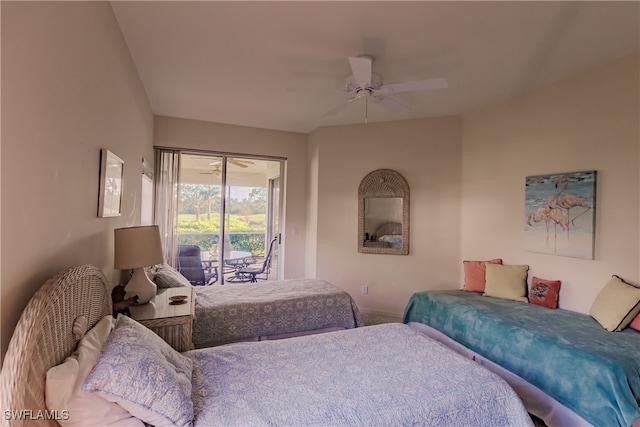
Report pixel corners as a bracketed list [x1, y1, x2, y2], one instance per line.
[129, 287, 195, 352]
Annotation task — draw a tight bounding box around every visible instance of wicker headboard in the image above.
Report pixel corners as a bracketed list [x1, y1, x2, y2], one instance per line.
[0, 265, 111, 427]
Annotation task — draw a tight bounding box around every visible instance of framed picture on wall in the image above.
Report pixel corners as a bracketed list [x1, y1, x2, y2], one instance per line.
[98, 149, 124, 217]
[524, 170, 596, 259]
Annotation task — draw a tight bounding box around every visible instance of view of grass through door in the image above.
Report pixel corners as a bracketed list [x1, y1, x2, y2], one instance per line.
[177, 153, 282, 284]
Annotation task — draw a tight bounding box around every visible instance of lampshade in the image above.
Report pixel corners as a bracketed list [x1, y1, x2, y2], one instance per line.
[114, 225, 163, 269]
[114, 225, 163, 304]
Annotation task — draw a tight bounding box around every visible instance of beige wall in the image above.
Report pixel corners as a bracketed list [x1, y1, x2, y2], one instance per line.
[308, 117, 463, 315]
[1, 2, 154, 362]
[305, 136, 320, 278]
[1, 1, 637, 364]
[153, 116, 308, 280]
[461, 54, 640, 314]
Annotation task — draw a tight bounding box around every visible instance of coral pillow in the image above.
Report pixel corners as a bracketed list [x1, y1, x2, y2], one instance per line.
[463, 259, 502, 292]
[629, 313, 640, 331]
[529, 277, 561, 309]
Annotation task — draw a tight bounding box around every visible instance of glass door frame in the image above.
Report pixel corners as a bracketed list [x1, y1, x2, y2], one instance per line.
[176, 150, 285, 284]
[267, 175, 281, 277]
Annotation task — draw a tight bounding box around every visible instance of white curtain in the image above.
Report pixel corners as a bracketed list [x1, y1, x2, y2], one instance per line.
[154, 149, 180, 266]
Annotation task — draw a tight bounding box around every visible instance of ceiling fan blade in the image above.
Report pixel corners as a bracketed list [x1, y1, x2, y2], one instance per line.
[378, 77, 448, 93]
[323, 96, 358, 116]
[234, 159, 255, 167]
[348, 56, 372, 88]
[229, 160, 250, 168]
[371, 95, 410, 114]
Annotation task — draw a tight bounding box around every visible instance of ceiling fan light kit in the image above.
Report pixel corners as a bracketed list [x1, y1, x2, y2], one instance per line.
[326, 54, 448, 123]
[345, 73, 383, 94]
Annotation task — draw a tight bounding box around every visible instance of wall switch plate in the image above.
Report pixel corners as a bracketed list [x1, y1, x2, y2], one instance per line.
[362, 285, 368, 294]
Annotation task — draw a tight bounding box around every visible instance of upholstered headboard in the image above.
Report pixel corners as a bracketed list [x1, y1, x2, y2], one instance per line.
[0, 265, 112, 427]
[376, 222, 402, 237]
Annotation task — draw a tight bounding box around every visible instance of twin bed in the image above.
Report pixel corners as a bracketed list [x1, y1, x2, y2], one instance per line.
[150, 264, 363, 347]
[0, 264, 533, 427]
[191, 278, 363, 347]
[404, 290, 640, 427]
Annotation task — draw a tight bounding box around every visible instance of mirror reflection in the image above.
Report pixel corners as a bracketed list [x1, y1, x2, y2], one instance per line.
[364, 198, 403, 249]
[357, 169, 409, 255]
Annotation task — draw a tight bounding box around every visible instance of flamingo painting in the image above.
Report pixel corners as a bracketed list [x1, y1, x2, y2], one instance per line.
[524, 170, 596, 259]
[526, 206, 569, 253]
[546, 175, 592, 228]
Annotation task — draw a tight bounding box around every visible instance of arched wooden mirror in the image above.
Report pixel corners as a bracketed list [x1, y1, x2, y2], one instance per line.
[358, 169, 409, 255]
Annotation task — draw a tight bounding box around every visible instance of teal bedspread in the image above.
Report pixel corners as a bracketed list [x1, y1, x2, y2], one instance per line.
[403, 290, 640, 427]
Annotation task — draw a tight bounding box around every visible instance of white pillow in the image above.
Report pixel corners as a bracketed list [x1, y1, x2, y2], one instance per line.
[484, 263, 529, 303]
[590, 275, 640, 332]
[45, 315, 144, 427]
[83, 315, 193, 427]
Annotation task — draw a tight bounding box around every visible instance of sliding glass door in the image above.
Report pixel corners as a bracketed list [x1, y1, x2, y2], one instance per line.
[175, 152, 283, 284]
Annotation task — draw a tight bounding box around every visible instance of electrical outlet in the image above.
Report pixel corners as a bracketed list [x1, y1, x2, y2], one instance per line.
[362, 285, 368, 294]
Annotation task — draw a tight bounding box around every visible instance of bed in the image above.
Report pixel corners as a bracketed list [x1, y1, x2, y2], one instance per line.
[0, 264, 534, 427]
[151, 265, 364, 347]
[191, 278, 363, 347]
[403, 290, 640, 427]
[375, 222, 402, 248]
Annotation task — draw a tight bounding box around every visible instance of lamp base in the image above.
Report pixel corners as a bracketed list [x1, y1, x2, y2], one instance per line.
[124, 268, 157, 304]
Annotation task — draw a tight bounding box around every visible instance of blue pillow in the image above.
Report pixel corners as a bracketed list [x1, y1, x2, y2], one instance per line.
[83, 315, 193, 427]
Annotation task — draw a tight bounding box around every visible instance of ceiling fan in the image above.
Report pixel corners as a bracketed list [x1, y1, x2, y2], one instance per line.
[209, 159, 255, 169]
[200, 158, 255, 176]
[325, 55, 448, 121]
[200, 165, 221, 176]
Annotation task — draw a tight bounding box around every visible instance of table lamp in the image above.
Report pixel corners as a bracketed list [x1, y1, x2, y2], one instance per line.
[114, 225, 164, 304]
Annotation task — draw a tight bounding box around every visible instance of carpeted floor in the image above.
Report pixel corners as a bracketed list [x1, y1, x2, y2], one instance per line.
[360, 311, 403, 326]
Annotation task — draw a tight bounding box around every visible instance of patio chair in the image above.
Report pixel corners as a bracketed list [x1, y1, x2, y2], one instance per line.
[176, 245, 218, 285]
[227, 236, 278, 283]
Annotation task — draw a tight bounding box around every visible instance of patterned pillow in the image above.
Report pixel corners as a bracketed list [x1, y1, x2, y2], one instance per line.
[152, 263, 192, 288]
[462, 259, 502, 292]
[529, 277, 561, 309]
[46, 316, 143, 427]
[83, 315, 193, 427]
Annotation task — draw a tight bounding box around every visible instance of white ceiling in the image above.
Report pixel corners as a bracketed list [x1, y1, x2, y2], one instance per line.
[111, 1, 639, 134]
